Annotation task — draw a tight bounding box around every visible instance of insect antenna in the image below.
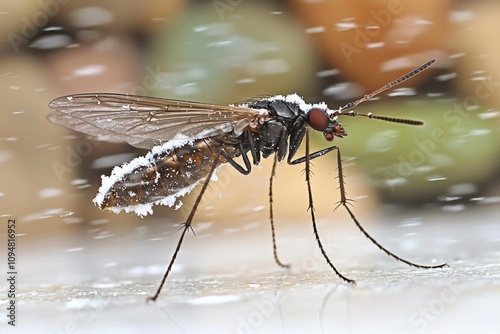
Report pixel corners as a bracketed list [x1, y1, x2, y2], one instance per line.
[330, 58, 436, 125]
[340, 111, 424, 126]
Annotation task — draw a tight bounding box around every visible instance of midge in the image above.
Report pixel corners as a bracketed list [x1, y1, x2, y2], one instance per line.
[49, 58, 447, 301]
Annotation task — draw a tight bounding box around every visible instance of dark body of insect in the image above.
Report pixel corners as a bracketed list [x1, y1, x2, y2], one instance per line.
[100, 98, 345, 210]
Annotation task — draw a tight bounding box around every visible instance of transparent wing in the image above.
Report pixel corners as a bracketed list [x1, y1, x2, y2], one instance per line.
[48, 93, 267, 149]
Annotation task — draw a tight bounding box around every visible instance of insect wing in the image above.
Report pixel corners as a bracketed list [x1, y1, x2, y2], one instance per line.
[48, 93, 266, 149]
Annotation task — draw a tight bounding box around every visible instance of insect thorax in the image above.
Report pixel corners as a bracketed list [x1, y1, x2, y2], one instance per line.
[249, 99, 306, 159]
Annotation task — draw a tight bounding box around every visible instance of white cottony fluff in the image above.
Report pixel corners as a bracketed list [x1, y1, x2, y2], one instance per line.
[264, 94, 336, 118]
[93, 134, 197, 217]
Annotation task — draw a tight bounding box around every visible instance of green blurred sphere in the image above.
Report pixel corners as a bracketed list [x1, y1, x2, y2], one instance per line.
[321, 99, 500, 204]
[146, 2, 318, 104]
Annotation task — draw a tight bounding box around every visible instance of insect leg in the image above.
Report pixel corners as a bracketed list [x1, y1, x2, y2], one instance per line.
[286, 117, 338, 165]
[332, 146, 448, 269]
[303, 129, 355, 284]
[221, 142, 252, 175]
[245, 128, 260, 165]
[268, 153, 290, 268]
[288, 145, 338, 165]
[147, 148, 223, 302]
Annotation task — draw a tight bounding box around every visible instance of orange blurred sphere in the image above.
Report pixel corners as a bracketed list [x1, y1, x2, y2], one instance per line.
[290, 0, 452, 91]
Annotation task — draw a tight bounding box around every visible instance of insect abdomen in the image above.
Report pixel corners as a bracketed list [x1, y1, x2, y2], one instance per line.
[98, 139, 230, 210]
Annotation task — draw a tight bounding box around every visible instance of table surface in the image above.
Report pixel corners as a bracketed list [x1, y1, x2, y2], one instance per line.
[2, 203, 500, 334]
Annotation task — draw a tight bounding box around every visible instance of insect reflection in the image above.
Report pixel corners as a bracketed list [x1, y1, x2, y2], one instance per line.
[49, 58, 447, 301]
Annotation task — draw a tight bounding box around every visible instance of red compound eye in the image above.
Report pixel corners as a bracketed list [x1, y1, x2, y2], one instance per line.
[308, 108, 329, 131]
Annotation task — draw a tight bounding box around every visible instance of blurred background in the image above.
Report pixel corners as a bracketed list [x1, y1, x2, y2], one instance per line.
[1, 0, 500, 333]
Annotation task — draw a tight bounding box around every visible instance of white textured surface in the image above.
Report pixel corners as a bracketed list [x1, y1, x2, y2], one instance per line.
[3, 205, 500, 333]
